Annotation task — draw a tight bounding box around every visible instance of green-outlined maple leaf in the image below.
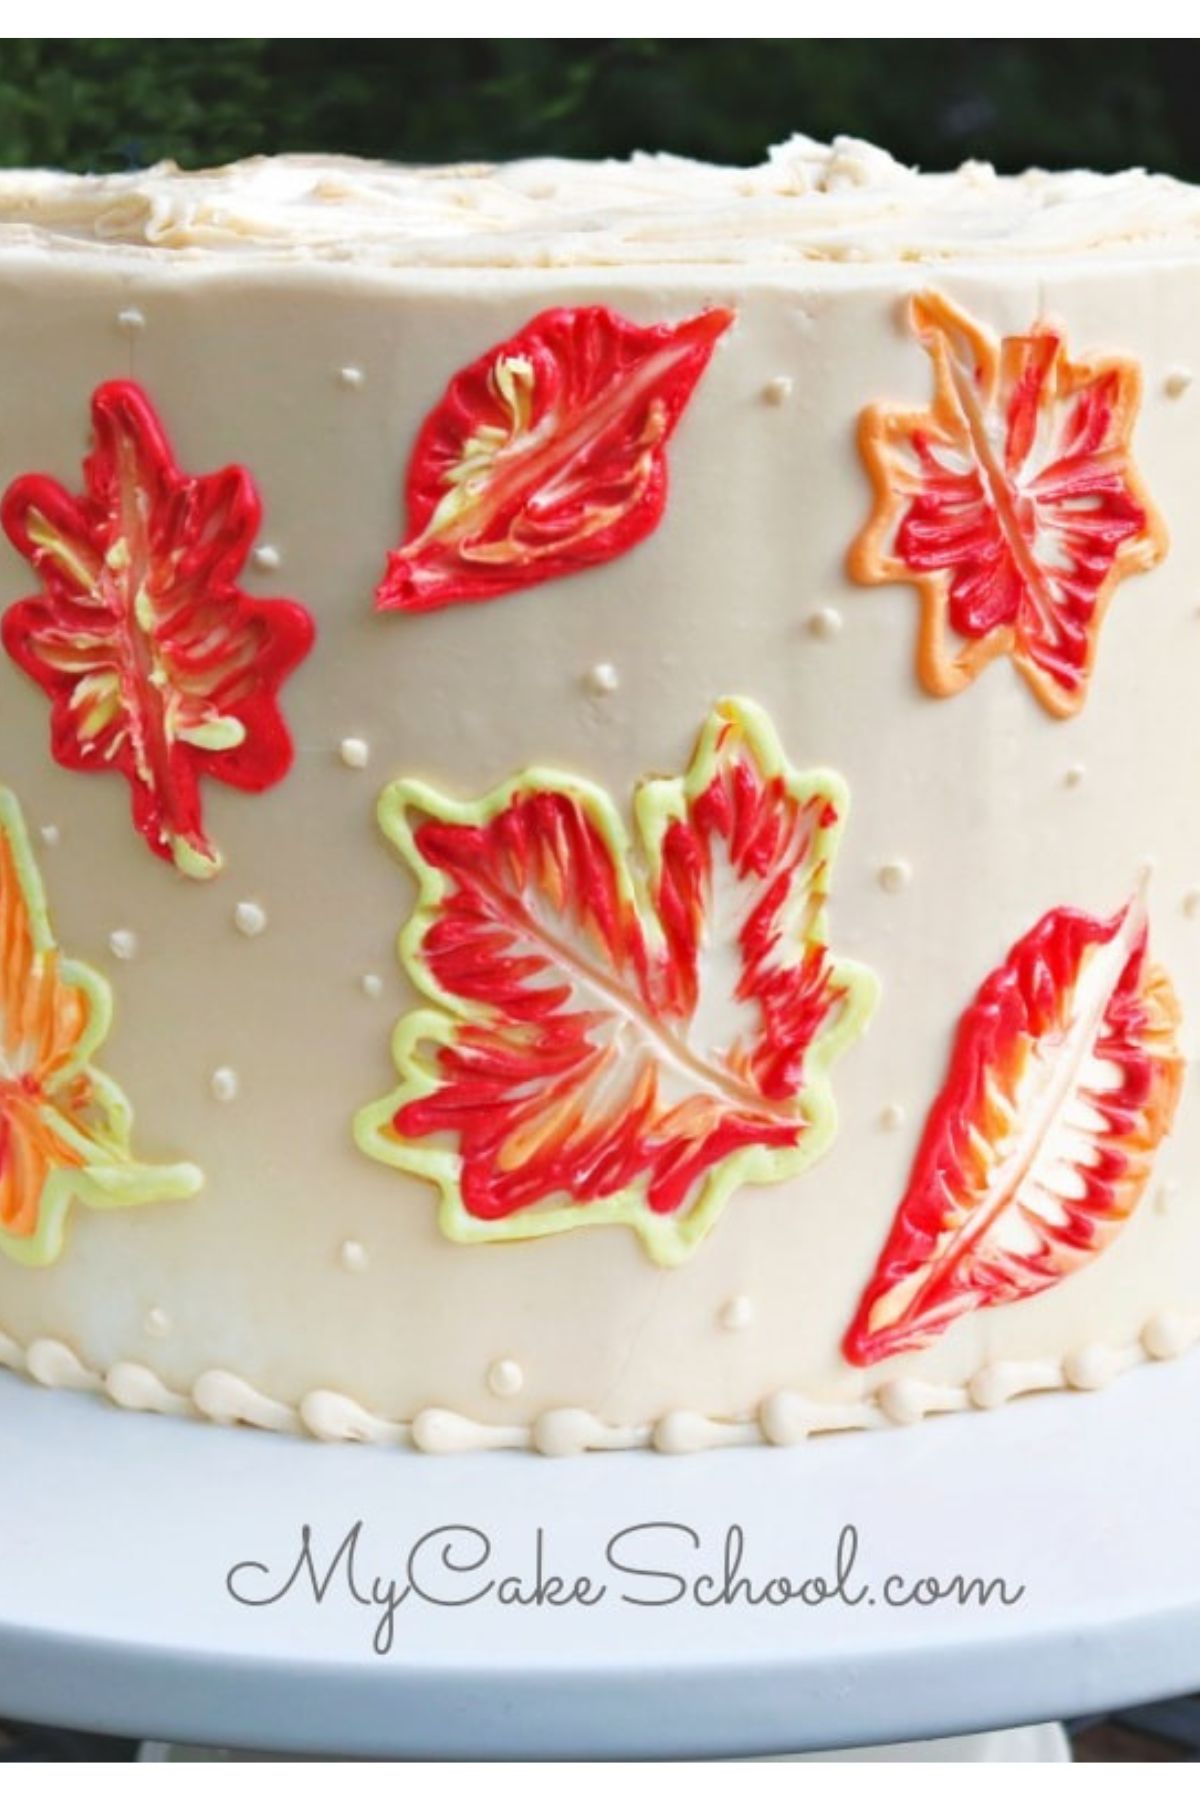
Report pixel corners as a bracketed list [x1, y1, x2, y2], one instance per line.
[355, 698, 877, 1264]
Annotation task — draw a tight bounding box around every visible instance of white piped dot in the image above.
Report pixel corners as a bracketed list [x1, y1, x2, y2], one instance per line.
[762, 375, 793, 406]
[339, 736, 370, 770]
[339, 1239, 369, 1275]
[108, 929, 138, 961]
[719, 1296, 754, 1333]
[806, 606, 843, 641]
[210, 1067, 239, 1103]
[143, 1307, 171, 1339]
[1183, 889, 1200, 919]
[39, 824, 60, 847]
[879, 1102, 906, 1131]
[234, 900, 267, 937]
[117, 306, 146, 335]
[1154, 1179, 1179, 1216]
[878, 859, 913, 895]
[252, 545, 281, 572]
[1165, 368, 1193, 398]
[338, 365, 365, 389]
[1063, 764, 1086, 789]
[361, 972, 384, 999]
[487, 1357, 525, 1397]
[583, 661, 619, 697]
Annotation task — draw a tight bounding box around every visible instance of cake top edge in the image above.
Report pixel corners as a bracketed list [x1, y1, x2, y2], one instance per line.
[1, 135, 1199, 267]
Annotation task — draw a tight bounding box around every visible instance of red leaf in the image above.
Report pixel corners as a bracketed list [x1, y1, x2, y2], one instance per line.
[2, 381, 315, 879]
[844, 892, 1183, 1365]
[850, 291, 1167, 717]
[355, 699, 876, 1263]
[375, 304, 734, 614]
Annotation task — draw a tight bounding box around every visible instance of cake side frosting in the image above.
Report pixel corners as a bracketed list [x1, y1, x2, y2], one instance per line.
[1, 141, 1199, 1452]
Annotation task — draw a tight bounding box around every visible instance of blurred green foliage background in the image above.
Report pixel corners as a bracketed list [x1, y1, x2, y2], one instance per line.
[0, 39, 1197, 176]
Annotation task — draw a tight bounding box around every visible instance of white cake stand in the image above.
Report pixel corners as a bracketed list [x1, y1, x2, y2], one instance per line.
[2, 1353, 1198, 1759]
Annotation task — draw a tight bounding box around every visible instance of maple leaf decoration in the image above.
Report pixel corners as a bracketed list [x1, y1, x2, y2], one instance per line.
[1, 381, 315, 879]
[850, 291, 1167, 718]
[355, 698, 877, 1264]
[375, 303, 734, 614]
[844, 889, 1182, 1366]
[0, 786, 202, 1266]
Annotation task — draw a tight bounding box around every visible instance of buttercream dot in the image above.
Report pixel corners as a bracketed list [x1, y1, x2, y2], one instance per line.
[339, 1239, 369, 1275]
[487, 1357, 524, 1397]
[252, 544, 282, 572]
[143, 1306, 171, 1339]
[806, 606, 843, 641]
[1063, 764, 1086, 789]
[1165, 368, 1193, 398]
[210, 1066, 239, 1103]
[108, 928, 138, 961]
[878, 858, 912, 895]
[361, 972, 384, 999]
[1063, 1346, 1119, 1391]
[583, 661, 619, 697]
[1183, 888, 1200, 919]
[967, 1366, 1010, 1411]
[1153, 1179, 1179, 1216]
[719, 1295, 754, 1333]
[877, 1379, 926, 1426]
[339, 736, 370, 769]
[762, 375, 793, 405]
[234, 900, 267, 937]
[117, 306, 146, 335]
[1143, 1313, 1192, 1360]
[879, 1101, 906, 1131]
[338, 365, 365, 389]
[759, 1390, 809, 1446]
[39, 824, 60, 847]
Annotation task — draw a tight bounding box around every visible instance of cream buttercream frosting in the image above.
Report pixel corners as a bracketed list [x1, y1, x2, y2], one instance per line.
[2, 133, 1200, 1455]
[1, 136, 1199, 266]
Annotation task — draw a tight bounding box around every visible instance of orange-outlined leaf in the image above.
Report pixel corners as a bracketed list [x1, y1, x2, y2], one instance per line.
[850, 291, 1167, 717]
[0, 785, 202, 1266]
[375, 303, 734, 614]
[844, 890, 1183, 1366]
[355, 698, 877, 1264]
[2, 381, 315, 879]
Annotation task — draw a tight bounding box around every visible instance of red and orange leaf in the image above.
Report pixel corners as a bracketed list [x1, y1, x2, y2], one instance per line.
[375, 304, 734, 614]
[0, 786, 202, 1265]
[355, 698, 877, 1264]
[844, 892, 1183, 1366]
[849, 291, 1166, 717]
[2, 381, 315, 879]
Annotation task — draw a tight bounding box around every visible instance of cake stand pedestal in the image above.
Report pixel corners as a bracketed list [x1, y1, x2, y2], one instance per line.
[2, 1354, 1198, 1759]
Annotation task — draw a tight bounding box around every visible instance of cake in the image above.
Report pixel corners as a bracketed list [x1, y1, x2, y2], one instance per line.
[0, 135, 1197, 1454]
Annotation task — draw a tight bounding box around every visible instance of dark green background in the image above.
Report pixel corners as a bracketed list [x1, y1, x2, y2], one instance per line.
[0, 39, 1198, 177]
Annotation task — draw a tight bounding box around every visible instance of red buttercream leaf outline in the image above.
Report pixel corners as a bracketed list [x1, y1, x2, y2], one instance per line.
[1, 381, 315, 879]
[844, 890, 1183, 1366]
[375, 303, 735, 614]
[850, 291, 1167, 718]
[354, 698, 878, 1265]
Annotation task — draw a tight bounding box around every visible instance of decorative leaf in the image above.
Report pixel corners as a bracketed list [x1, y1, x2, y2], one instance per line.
[355, 698, 877, 1264]
[850, 291, 1166, 717]
[2, 380, 315, 879]
[0, 786, 202, 1265]
[375, 303, 734, 614]
[844, 891, 1183, 1366]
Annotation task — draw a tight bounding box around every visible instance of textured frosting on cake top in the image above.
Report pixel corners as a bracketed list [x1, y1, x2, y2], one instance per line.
[1, 135, 1199, 267]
